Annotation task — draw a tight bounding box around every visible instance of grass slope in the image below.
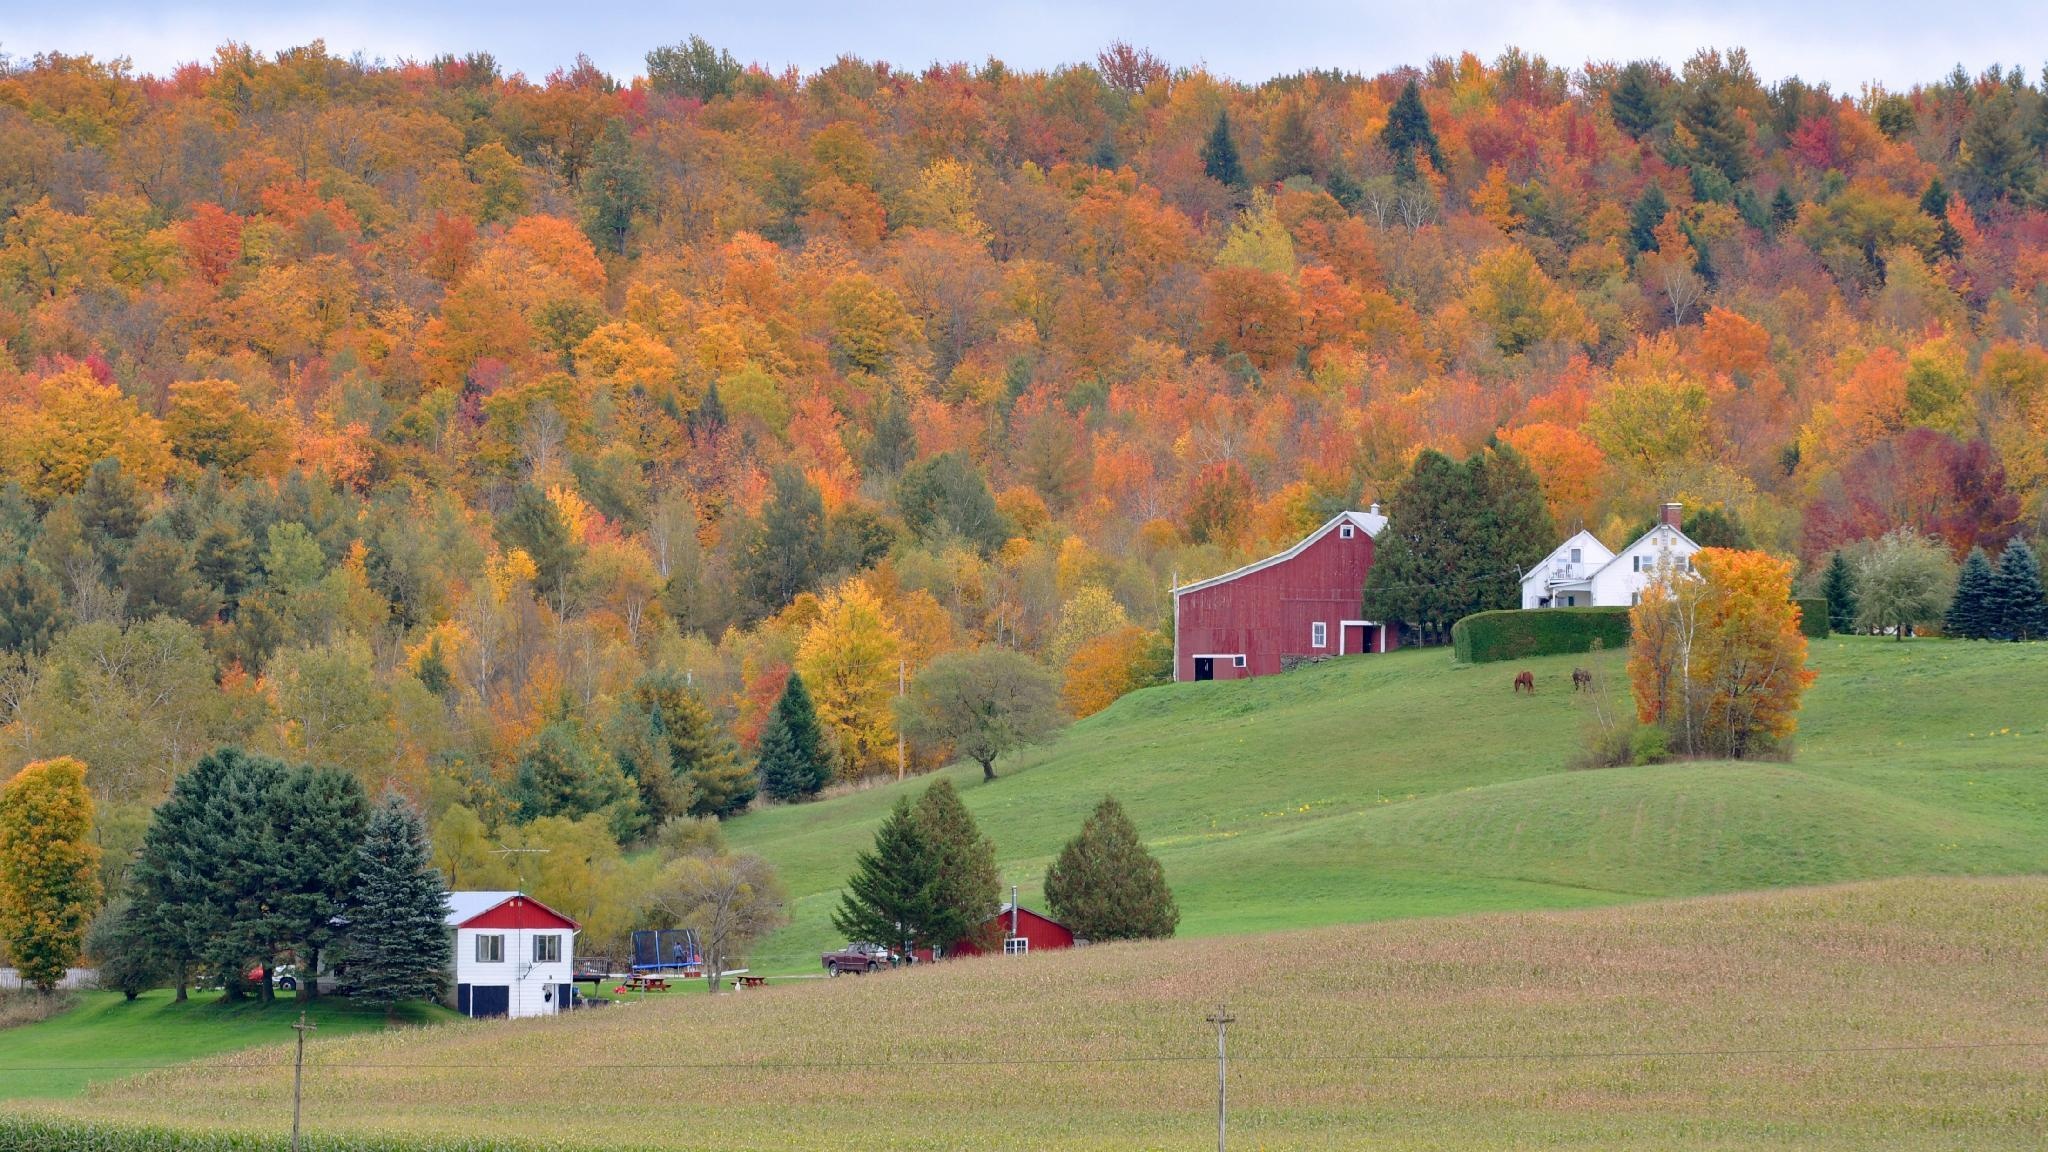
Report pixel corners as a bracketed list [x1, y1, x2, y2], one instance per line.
[727, 637, 2048, 970]
[22, 878, 2048, 1150]
[0, 990, 452, 1100]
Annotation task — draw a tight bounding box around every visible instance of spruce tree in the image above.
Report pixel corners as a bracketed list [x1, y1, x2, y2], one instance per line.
[1381, 78, 1443, 182]
[347, 793, 452, 1019]
[831, 798, 941, 959]
[1201, 110, 1245, 188]
[1945, 546, 1998, 639]
[1044, 796, 1177, 942]
[581, 118, 649, 256]
[1769, 185, 1799, 235]
[744, 465, 825, 611]
[513, 721, 640, 835]
[1822, 550, 1858, 634]
[638, 671, 756, 819]
[757, 671, 834, 802]
[911, 779, 1000, 955]
[1992, 537, 2048, 641]
[1608, 61, 1666, 140]
[267, 763, 370, 1000]
[1628, 184, 1669, 254]
[1921, 178, 1963, 259]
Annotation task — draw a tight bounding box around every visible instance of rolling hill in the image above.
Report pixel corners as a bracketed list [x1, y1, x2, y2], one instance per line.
[15, 878, 2047, 1150]
[723, 636, 2048, 971]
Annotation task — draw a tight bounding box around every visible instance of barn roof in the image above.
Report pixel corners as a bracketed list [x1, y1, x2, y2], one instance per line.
[1172, 508, 1387, 598]
[445, 890, 580, 931]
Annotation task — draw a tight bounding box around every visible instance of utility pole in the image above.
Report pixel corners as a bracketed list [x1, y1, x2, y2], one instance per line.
[896, 657, 907, 781]
[290, 1011, 316, 1152]
[1207, 1003, 1235, 1152]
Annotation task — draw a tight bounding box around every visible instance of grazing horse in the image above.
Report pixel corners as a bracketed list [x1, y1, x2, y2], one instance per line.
[1513, 670, 1535, 694]
[1572, 667, 1593, 692]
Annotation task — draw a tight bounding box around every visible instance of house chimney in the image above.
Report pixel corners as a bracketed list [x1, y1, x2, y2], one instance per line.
[1369, 502, 1382, 516]
[1659, 501, 1682, 529]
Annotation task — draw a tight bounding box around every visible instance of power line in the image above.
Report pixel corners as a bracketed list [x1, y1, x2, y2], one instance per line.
[8, 1037, 2041, 1073]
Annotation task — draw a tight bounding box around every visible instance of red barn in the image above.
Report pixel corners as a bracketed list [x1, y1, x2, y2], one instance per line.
[1172, 507, 1394, 682]
[950, 903, 1076, 957]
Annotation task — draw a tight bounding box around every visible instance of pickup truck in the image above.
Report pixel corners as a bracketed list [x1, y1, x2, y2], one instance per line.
[821, 942, 897, 975]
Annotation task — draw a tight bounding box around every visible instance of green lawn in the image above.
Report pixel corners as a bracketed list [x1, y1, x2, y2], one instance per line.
[0, 989, 454, 1100]
[726, 636, 2048, 971]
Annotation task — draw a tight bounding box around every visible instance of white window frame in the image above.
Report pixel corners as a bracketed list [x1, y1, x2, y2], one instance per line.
[475, 934, 504, 963]
[1569, 547, 1582, 563]
[1233, 655, 1246, 668]
[533, 934, 561, 963]
[1003, 937, 1029, 956]
[1340, 523, 1355, 539]
[1311, 621, 1328, 648]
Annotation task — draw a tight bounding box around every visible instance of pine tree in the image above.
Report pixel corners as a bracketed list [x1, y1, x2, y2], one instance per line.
[757, 671, 834, 802]
[860, 389, 918, 478]
[130, 748, 244, 1000]
[744, 465, 825, 611]
[911, 779, 1000, 955]
[267, 763, 370, 1000]
[1608, 61, 1667, 140]
[84, 898, 164, 1001]
[1043, 796, 1177, 942]
[1266, 99, 1316, 182]
[1381, 78, 1443, 182]
[0, 758, 101, 993]
[1920, 178, 1963, 259]
[1769, 185, 1799, 235]
[347, 793, 452, 1019]
[1627, 184, 1669, 254]
[1958, 88, 2038, 209]
[1945, 547, 1998, 638]
[513, 722, 640, 836]
[1680, 80, 1752, 184]
[582, 119, 649, 256]
[1822, 550, 1858, 634]
[1991, 537, 2048, 641]
[638, 671, 756, 819]
[1201, 110, 1245, 188]
[831, 798, 941, 958]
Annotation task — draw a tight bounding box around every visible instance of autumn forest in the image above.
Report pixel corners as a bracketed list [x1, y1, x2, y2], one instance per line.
[2, 40, 2046, 935]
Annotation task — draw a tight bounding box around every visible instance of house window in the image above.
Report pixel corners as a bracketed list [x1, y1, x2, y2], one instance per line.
[533, 934, 561, 963]
[1004, 937, 1029, 956]
[1564, 595, 1576, 607]
[1569, 547, 1582, 563]
[1632, 592, 1642, 606]
[1340, 523, 1355, 539]
[1632, 556, 1643, 572]
[1311, 621, 1328, 648]
[1677, 555, 1691, 571]
[475, 934, 504, 963]
[1232, 656, 1246, 668]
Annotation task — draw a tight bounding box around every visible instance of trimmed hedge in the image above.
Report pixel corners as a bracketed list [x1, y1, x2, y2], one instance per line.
[0, 1118, 568, 1152]
[1451, 607, 1632, 664]
[1793, 597, 1829, 639]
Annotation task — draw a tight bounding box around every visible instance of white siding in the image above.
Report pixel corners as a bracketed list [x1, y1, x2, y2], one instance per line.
[453, 924, 576, 1019]
[1586, 525, 1699, 607]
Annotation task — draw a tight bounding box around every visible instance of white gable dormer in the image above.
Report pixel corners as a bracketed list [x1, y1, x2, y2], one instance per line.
[1519, 529, 1615, 609]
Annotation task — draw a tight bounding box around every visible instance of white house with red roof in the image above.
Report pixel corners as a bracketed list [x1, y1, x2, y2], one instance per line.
[446, 890, 579, 1019]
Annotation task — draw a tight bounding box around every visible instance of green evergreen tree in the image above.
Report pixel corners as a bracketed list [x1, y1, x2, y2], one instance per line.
[1628, 184, 1669, 254]
[911, 779, 1001, 955]
[346, 793, 452, 1018]
[130, 748, 247, 1001]
[581, 119, 649, 256]
[1201, 109, 1245, 188]
[1991, 537, 2048, 640]
[1958, 88, 2038, 209]
[1920, 178, 1963, 259]
[84, 898, 165, 1001]
[1680, 79, 1753, 184]
[1043, 796, 1177, 942]
[266, 763, 370, 1000]
[757, 671, 834, 802]
[861, 389, 919, 478]
[1266, 100, 1317, 182]
[609, 696, 687, 823]
[1608, 61, 1667, 140]
[512, 722, 642, 838]
[896, 452, 1009, 555]
[1769, 185, 1799, 235]
[0, 560, 63, 656]
[831, 797, 941, 959]
[1381, 78, 1443, 182]
[498, 484, 581, 614]
[645, 36, 742, 101]
[1945, 546, 1999, 638]
[638, 671, 756, 819]
[743, 465, 825, 612]
[76, 458, 146, 576]
[1822, 550, 1858, 634]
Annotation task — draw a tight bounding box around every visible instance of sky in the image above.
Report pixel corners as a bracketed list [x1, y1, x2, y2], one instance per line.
[5, 0, 2047, 91]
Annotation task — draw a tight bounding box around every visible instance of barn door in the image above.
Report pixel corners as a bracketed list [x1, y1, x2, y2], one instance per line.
[1342, 624, 1367, 654]
[1194, 657, 1214, 681]
[469, 985, 509, 1018]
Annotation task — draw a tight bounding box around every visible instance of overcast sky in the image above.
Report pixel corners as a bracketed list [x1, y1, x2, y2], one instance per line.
[6, 1, 2046, 91]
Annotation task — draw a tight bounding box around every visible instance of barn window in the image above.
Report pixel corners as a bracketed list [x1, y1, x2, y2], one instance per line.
[1232, 656, 1246, 668]
[533, 934, 562, 963]
[1004, 937, 1029, 955]
[475, 934, 504, 963]
[1341, 523, 1355, 539]
[1312, 621, 1328, 647]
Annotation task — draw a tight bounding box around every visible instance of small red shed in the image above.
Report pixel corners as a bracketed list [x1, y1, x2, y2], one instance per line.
[1172, 507, 1395, 682]
[950, 903, 1076, 958]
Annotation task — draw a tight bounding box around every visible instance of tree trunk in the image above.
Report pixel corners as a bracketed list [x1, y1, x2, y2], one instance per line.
[980, 758, 997, 782]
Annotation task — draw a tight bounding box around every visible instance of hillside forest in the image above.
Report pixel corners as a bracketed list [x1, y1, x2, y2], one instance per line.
[3, 41, 2048, 946]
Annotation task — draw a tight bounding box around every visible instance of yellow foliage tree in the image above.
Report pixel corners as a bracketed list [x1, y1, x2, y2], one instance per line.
[0, 757, 102, 992]
[0, 367, 173, 501]
[1062, 625, 1154, 718]
[796, 579, 904, 779]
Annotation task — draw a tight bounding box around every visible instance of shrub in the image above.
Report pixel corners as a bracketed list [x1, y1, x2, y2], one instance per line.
[1629, 725, 1669, 765]
[1452, 607, 1631, 664]
[1792, 597, 1829, 638]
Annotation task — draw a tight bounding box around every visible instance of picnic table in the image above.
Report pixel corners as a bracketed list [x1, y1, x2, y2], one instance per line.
[614, 975, 671, 993]
[733, 975, 767, 990]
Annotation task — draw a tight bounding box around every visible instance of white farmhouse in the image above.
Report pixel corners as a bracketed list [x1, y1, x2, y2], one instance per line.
[446, 891, 579, 1019]
[1520, 503, 1702, 609]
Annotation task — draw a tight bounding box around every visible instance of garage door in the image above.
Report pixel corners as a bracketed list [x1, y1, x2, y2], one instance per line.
[466, 984, 509, 1018]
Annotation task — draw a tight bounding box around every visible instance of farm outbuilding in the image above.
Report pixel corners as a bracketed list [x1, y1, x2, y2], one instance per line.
[446, 891, 579, 1019]
[950, 903, 1076, 957]
[1172, 507, 1393, 682]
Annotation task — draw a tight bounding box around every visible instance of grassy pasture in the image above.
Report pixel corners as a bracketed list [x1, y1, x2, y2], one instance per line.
[0, 990, 452, 1100]
[18, 878, 2048, 1150]
[727, 637, 2048, 971]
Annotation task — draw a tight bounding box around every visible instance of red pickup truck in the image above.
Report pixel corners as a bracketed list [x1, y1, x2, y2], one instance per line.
[821, 942, 898, 975]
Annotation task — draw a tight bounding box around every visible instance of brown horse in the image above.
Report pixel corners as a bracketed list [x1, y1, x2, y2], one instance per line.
[1513, 670, 1535, 694]
[1572, 667, 1593, 692]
